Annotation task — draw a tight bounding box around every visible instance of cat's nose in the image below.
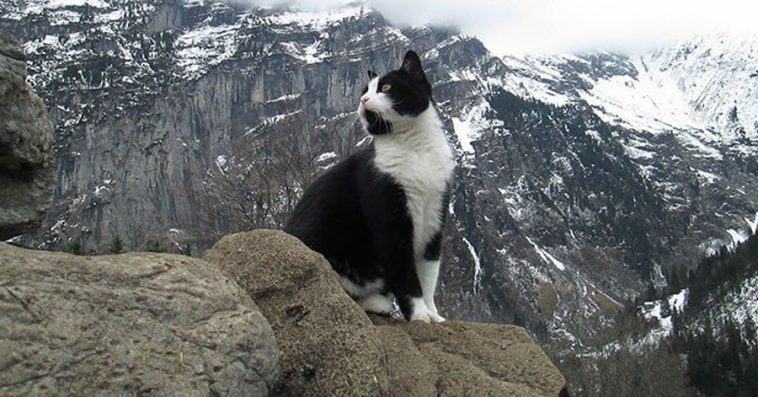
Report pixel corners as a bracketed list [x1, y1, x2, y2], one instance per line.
[361, 96, 369, 104]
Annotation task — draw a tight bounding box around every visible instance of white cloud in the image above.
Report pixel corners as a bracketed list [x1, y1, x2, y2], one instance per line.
[247, 0, 758, 55]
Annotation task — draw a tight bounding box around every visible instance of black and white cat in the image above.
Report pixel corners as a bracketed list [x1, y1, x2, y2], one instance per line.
[285, 51, 455, 323]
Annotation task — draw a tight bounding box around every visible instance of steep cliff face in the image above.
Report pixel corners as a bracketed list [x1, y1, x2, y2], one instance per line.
[2, 0, 756, 373]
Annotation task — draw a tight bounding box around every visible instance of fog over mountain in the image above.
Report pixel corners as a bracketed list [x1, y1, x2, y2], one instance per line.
[249, 0, 758, 53]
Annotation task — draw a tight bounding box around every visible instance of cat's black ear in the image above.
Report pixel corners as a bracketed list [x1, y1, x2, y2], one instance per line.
[400, 50, 426, 82]
[367, 70, 377, 79]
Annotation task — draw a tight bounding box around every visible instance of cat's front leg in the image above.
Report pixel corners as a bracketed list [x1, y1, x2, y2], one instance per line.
[384, 256, 436, 322]
[406, 297, 438, 322]
[388, 260, 444, 323]
[363, 182, 443, 323]
[370, 221, 439, 322]
[417, 258, 445, 322]
[419, 229, 446, 322]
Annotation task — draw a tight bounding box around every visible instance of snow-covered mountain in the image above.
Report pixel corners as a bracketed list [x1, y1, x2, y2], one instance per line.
[2, 0, 756, 392]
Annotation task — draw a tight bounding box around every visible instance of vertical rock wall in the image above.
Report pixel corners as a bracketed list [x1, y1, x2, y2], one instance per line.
[0, 30, 54, 240]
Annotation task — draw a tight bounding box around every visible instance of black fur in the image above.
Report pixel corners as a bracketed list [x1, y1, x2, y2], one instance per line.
[363, 109, 393, 135]
[284, 146, 423, 317]
[360, 51, 432, 126]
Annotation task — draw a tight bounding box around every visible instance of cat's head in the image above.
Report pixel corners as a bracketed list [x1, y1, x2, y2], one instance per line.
[358, 50, 432, 135]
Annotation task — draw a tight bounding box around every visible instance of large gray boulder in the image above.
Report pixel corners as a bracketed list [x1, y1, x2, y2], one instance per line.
[0, 243, 279, 396]
[204, 230, 567, 396]
[203, 229, 390, 396]
[0, 30, 55, 240]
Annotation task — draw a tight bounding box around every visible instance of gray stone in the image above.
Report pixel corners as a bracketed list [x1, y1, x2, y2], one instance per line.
[203, 230, 567, 396]
[372, 315, 569, 396]
[203, 229, 390, 397]
[0, 242, 279, 396]
[0, 30, 54, 239]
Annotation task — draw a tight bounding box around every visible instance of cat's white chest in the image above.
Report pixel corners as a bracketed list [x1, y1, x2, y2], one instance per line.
[373, 124, 455, 257]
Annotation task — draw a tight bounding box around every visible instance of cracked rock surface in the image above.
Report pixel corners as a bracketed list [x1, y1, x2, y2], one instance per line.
[204, 230, 567, 397]
[0, 243, 279, 396]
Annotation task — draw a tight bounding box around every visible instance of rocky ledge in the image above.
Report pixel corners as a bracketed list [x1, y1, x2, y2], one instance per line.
[1, 229, 566, 396]
[206, 230, 567, 396]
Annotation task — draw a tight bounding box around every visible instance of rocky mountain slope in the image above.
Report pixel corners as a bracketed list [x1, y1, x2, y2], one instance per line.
[2, 0, 756, 390]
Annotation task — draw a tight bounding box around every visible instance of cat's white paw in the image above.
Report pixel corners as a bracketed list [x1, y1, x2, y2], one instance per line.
[429, 311, 446, 323]
[360, 294, 394, 315]
[408, 297, 443, 323]
[423, 300, 445, 323]
[409, 309, 434, 323]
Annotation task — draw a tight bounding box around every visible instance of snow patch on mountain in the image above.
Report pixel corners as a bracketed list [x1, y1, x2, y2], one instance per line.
[462, 237, 483, 293]
[727, 228, 750, 249]
[499, 55, 572, 106]
[525, 236, 567, 271]
[636, 289, 688, 349]
[718, 275, 758, 326]
[499, 35, 757, 161]
[279, 40, 328, 64]
[21, 0, 108, 14]
[451, 99, 503, 157]
[176, 24, 241, 79]
[584, 129, 603, 144]
[696, 170, 721, 184]
[645, 33, 758, 140]
[579, 71, 701, 134]
[263, 4, 367, 30]
[746, 212, 758, 234]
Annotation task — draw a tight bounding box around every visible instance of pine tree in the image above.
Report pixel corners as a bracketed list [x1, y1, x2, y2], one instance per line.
[66, 237, 84, 255]
[670, 267, 682, 292]
[108, 234, 124, 254]
[147, 241, 164, 253]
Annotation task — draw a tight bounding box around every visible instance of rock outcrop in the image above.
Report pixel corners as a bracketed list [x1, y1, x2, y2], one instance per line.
[0, 30, 54, 240]
[204, 230, 567, 396]
[0, 243, 279, 396]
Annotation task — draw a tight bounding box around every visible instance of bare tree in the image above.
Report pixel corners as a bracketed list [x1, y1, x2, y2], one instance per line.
[195, 116, 323, 242]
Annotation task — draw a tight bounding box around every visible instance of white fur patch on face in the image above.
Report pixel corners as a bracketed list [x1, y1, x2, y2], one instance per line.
[359, 76, 398, 120]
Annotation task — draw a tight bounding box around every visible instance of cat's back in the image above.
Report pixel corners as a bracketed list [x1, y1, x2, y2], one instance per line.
[284, 147, 373, 238]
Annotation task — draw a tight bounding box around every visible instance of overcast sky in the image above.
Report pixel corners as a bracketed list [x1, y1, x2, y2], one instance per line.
[251, 0, 758, 55]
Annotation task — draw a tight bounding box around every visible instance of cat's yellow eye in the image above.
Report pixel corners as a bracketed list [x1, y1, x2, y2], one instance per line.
[380, 84, 391, 92]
